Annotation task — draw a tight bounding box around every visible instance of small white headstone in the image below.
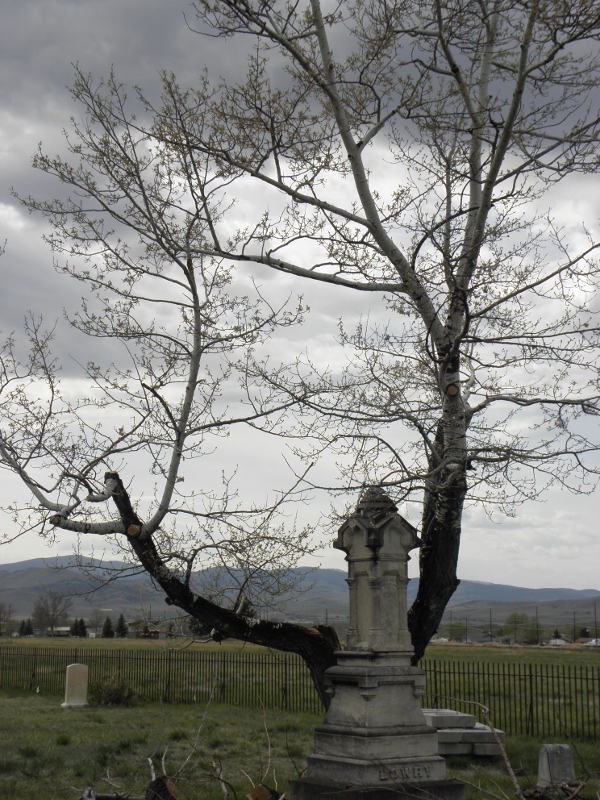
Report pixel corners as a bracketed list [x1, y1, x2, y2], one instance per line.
[537, 744, 577, 791]
[61, 663, 89, 708]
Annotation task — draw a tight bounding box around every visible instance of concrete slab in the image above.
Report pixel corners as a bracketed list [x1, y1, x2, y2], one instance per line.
[437, 729, 471, 743]
[462, 726, 505, 744]
[422, 710, 477, 729]
[437, 743, 472, 756]
[472, 744, 503, 756]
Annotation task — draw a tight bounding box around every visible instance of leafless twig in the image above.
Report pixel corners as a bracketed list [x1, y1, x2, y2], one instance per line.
[173, 670, 218, 778]
[211, 759, 230, 800]
[260, 699, 272, 786]
[431, 695, 523, 800]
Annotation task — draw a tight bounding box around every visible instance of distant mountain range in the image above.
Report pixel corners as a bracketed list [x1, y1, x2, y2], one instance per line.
[1, 556, 599, 628]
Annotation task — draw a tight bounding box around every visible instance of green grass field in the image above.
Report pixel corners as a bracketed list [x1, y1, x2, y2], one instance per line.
[3, 636, 600, 669]
[0, 636, 266, 652]
[0, 689, 319, 799]
[423, 641, 600, 667]
[3, 636, 600, 664]
[0, 689, 598, 800]
[447, 735, 600, 800]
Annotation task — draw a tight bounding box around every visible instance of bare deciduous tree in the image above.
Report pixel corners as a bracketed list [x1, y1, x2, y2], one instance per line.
[2, 0, 600, 701]
[171, 0, 600, 659]
[0, 603, 17, 637]
[31, 590, 73, 635]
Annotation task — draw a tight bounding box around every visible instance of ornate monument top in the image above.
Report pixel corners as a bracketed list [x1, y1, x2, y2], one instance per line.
[334, 486, 420, 656]
[355, 486, 398, 517]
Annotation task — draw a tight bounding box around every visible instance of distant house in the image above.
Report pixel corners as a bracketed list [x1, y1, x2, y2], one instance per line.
[130, 620, 161, 639]
[47, 627, 71, 637]
[549, 638, 568, 646]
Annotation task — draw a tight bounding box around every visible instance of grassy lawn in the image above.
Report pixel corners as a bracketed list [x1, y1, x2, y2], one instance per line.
[0, 689, 320, 799]
[0, 636, 267, 652]
[4, 637, 600, 666]
[1, 689, 599, 799]
[446, 735, 600, 800]
[423, 642, 600, 667]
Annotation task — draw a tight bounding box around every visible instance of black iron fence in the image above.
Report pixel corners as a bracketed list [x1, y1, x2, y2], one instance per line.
[421, 659, 600, 741]
[0, 647, 322, 713]
[1, 648, 598, 740]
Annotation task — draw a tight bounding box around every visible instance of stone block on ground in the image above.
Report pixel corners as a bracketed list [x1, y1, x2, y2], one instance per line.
[462, 723, 505, 744]
[472, 743, 503, 757]
[423, 712, 505, 756]
[437, 743, 473, 756]
[422, 710, 477, 729]
[437, 729, 469, 744]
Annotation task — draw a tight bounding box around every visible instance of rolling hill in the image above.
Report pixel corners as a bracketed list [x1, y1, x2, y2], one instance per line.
[0, 557, 598, 630]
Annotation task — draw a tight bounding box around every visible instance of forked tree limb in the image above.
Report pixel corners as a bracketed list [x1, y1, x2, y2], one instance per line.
[50, 469, 340, 708]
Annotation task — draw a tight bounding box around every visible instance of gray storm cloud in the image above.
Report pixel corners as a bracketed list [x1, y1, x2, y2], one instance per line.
[0, 1, 598, 590]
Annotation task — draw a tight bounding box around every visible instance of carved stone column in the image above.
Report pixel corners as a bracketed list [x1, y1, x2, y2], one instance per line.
[288, 487, 464, 800]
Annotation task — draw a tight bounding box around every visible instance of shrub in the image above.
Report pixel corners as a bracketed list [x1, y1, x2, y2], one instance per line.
[18, 745, 39, 759]
[88, 675, 136, 706]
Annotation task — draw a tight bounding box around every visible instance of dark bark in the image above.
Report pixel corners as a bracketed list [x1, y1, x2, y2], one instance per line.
[104, 472, 340, 708]
[408, 424, 467, 664]
[145, 776, 177, 800]
[106, 471, 144, 536]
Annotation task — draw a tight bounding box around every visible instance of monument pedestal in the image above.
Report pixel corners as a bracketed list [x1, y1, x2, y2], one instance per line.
[309, 653, 445, 784]
[288, 652, 462, 800]
[287, 489, 465, 800]
[289, 777, 466, 800]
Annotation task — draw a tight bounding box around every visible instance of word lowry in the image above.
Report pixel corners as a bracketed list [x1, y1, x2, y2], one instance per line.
[381, 765, 433, 781]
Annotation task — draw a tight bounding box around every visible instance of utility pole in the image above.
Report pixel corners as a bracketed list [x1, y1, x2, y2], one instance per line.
[573, 612, 576, 644]
[465, 618, 468, 644]
[595, 602, 598, 643]
[536, 607, 539, 644]
[489, 609, 493, 643]
[450, 611, 453, 641]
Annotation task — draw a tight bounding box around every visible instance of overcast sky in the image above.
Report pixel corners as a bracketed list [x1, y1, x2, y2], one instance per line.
[0, 0, 599, 590]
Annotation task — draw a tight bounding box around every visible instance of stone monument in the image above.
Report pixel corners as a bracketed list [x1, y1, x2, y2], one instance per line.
[288, 487, 464, 800]
[61, 663, 89, 708]
[537, 744, 578, 793]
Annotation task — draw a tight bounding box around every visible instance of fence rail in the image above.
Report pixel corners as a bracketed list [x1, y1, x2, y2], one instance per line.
[0, 647, 322, 714]
[421, 659, 600, 741]
[1, 648, 598, 740]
